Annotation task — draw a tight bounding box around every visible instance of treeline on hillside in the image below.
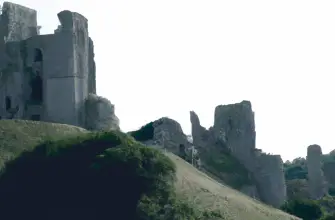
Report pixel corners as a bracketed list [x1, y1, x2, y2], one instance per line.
[280, 197, 335, 220]
[285, 151, 335, 180]
[0, 131, 222, 220]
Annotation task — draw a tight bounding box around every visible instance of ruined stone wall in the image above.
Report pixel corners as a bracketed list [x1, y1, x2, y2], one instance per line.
[152, 117, 191, 154]
[307, 145, 327, 199]
[0, 41, 24, 119]
[0, 2, 38, 119]
[255, 154, 287, 207]
[43, 11, 90, 127]
[0, 2, 111, 130]
[191, 101, 287, 207]
[213, 100, 256, 170]
[0, 2, 37, 46]
[85, 93, 119, 131]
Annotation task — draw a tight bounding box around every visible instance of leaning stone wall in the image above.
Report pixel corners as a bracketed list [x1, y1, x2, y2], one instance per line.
[255, 154, 287, 208]
[307, 145, 326, 199]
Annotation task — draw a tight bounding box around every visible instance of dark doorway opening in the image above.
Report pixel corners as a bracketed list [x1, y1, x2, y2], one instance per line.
[31, 75, 43, 102]
[5, 96, 11, 110]
[31, 115, 40, 121]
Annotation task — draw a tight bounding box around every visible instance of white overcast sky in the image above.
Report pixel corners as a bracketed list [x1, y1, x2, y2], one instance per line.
[6, 0, 335, 161]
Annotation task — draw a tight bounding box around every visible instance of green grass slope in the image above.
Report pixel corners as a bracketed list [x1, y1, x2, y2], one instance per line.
[0, 119, 88, 170]
[0, 120, 300, 220]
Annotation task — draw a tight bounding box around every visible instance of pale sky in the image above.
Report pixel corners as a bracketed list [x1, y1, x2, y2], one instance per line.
[5, 0, 335, 161]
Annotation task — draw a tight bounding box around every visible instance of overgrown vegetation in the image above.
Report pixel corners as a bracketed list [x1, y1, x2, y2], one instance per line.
[0, 129, 223, 220]
[129, 121, 155, 141]
[199, 145, 252, 190]
[281, 199, 323, 220]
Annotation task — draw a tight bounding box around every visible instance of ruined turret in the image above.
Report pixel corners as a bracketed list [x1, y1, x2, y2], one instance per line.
[190, 100, 287, 207]
[213, 100, 256, 169]
[307, 144, 327, 199]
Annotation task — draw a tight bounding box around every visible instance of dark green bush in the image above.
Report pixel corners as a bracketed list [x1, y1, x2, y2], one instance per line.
[320, 213, 335, 220]
[129, 122, 155, 141]
[280, 199, 323, 220]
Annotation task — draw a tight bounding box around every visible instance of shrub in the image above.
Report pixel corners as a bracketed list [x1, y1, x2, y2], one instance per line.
[129, 122, 155, 141]
[320, 213, 335, 220]
[280, 199, 323, 220]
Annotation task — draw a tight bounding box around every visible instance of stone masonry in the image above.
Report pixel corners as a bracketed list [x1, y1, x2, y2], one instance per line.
[0, 2, 119, 131]
[190, 100, 287, 208]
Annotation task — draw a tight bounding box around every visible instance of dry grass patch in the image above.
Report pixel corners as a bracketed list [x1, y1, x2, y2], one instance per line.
[167, 152, 301, 220]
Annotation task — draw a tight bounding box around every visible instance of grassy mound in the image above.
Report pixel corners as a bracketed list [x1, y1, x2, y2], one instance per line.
[0, 120, 300, 220]
[0, 119, 88, 170]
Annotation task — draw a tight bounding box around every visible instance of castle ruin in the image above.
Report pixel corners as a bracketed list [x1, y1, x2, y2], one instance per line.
[190, 101, 287, 208]
[0, 2, 119, 131]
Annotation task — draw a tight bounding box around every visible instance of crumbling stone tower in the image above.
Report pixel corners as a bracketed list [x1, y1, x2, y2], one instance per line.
[307, 144, 326, 199]
[0, 2, 122, 131]
[190, 101, 287, 208]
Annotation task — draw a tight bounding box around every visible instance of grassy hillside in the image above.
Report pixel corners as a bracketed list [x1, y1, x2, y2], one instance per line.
[0, 119, 88, 170]
[0, 120, 300, 220]
[170, 152, 300, 220]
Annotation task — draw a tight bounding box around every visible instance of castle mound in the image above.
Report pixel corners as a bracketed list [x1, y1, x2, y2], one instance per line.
[0, 119, 300, 220]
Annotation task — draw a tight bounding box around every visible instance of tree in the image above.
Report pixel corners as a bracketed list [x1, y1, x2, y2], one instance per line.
[280, 199, 323, 220]
[320, 213, 335, 220]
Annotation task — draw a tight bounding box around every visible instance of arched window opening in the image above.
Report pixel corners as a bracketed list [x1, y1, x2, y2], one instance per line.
[31, 75, 43, 102]
[5, 96, 11, 110]
[34, 48, 43, 62]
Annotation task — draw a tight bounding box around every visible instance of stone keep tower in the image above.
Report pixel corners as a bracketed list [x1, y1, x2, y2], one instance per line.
[43, 10, 90, 126]
[307, 144, 326, 199]
[0, 2, 102, 129]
